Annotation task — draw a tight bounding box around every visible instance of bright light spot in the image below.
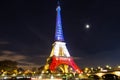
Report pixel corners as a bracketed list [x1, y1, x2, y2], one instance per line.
[39, 76, 42, 79]
[106, 65, 109, 68]
[51, 75, 54, 79]
[98, 66, 101, 69]
[113, 71, 120, 76]
[96, 73, 104, 77]
[86, 24, 90, 29]
[101, 69, 107, 72]
[118, 66, 120, 68]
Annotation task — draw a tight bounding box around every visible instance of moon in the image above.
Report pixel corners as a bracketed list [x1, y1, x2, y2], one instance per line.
[85, 24, 90, 29]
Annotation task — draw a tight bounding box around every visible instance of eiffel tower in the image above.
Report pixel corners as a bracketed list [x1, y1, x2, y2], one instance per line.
[43, 1, 82, 74]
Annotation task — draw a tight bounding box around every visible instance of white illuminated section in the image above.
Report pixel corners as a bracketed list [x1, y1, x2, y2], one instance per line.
[50, 41, 70, 57]
[53, 43, 60, 56]
[62, 43, 70, 57]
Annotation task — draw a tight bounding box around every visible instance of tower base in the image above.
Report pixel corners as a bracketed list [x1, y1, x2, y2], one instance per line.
[48, 56, 82, 74]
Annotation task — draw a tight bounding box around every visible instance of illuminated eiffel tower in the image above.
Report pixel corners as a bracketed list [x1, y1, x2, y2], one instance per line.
[43, 1, 82, 74]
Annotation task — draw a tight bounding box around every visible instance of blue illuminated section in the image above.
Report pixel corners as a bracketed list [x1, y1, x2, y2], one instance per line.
[55, 3, 64, 41]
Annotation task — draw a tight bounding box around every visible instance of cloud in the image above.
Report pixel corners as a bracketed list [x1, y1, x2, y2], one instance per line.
[0, 50, 45, 65]
[1, 50, 15, 55]
[18, 61, 37, 65]
[0, 50, 26, 61]
[0, 41, 9, 45]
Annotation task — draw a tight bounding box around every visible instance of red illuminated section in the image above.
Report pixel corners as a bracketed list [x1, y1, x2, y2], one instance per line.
[49, 56, 82, 73]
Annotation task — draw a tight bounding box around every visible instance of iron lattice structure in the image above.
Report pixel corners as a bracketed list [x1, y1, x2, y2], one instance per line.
[43, 1, 82, 74]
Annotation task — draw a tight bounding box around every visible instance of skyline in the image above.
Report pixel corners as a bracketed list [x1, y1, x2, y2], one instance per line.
[0, 0, 120, 68]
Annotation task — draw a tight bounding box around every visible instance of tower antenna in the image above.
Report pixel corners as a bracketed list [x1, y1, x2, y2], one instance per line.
[57, 0, 60, 6]
[55, 0, 64, 41]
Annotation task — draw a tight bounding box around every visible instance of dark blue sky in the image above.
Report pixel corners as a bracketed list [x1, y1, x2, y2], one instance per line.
[0, 0, 120, 68]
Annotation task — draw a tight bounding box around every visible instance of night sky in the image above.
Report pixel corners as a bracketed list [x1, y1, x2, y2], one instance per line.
[0, 0, 120, 68]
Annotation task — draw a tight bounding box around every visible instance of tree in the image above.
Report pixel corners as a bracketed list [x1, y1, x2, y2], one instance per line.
[0, 60, 18, 75]
[17, 67, 24, 75]
[38, 66, 44, 73]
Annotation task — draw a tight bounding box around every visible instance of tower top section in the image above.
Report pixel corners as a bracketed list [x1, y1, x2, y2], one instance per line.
[55, 0, 64, 41]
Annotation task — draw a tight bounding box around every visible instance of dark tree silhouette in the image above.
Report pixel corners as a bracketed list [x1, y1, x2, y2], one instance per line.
[0, 60, 17, 74]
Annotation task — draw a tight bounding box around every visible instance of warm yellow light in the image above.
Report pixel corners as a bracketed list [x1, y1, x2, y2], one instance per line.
[51, 75, 54, 79]
[100, 68, 103, 71]
[12, 74, 16, 76]
[91, 67, 93, 70]
[113, 71, 120, 76]
[109, 67, 112, 69]
[106, 65, 109, 68]
[1, 73, 5, 76]
[96, 73, 104, 77]
[39, 75, 42, 79]
[118, 66, 120, 68]
[98, 66, 101, 69]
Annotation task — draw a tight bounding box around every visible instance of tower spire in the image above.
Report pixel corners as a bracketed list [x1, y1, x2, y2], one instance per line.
[57, 0, 60, 6]
[55, 0, 64, 41]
